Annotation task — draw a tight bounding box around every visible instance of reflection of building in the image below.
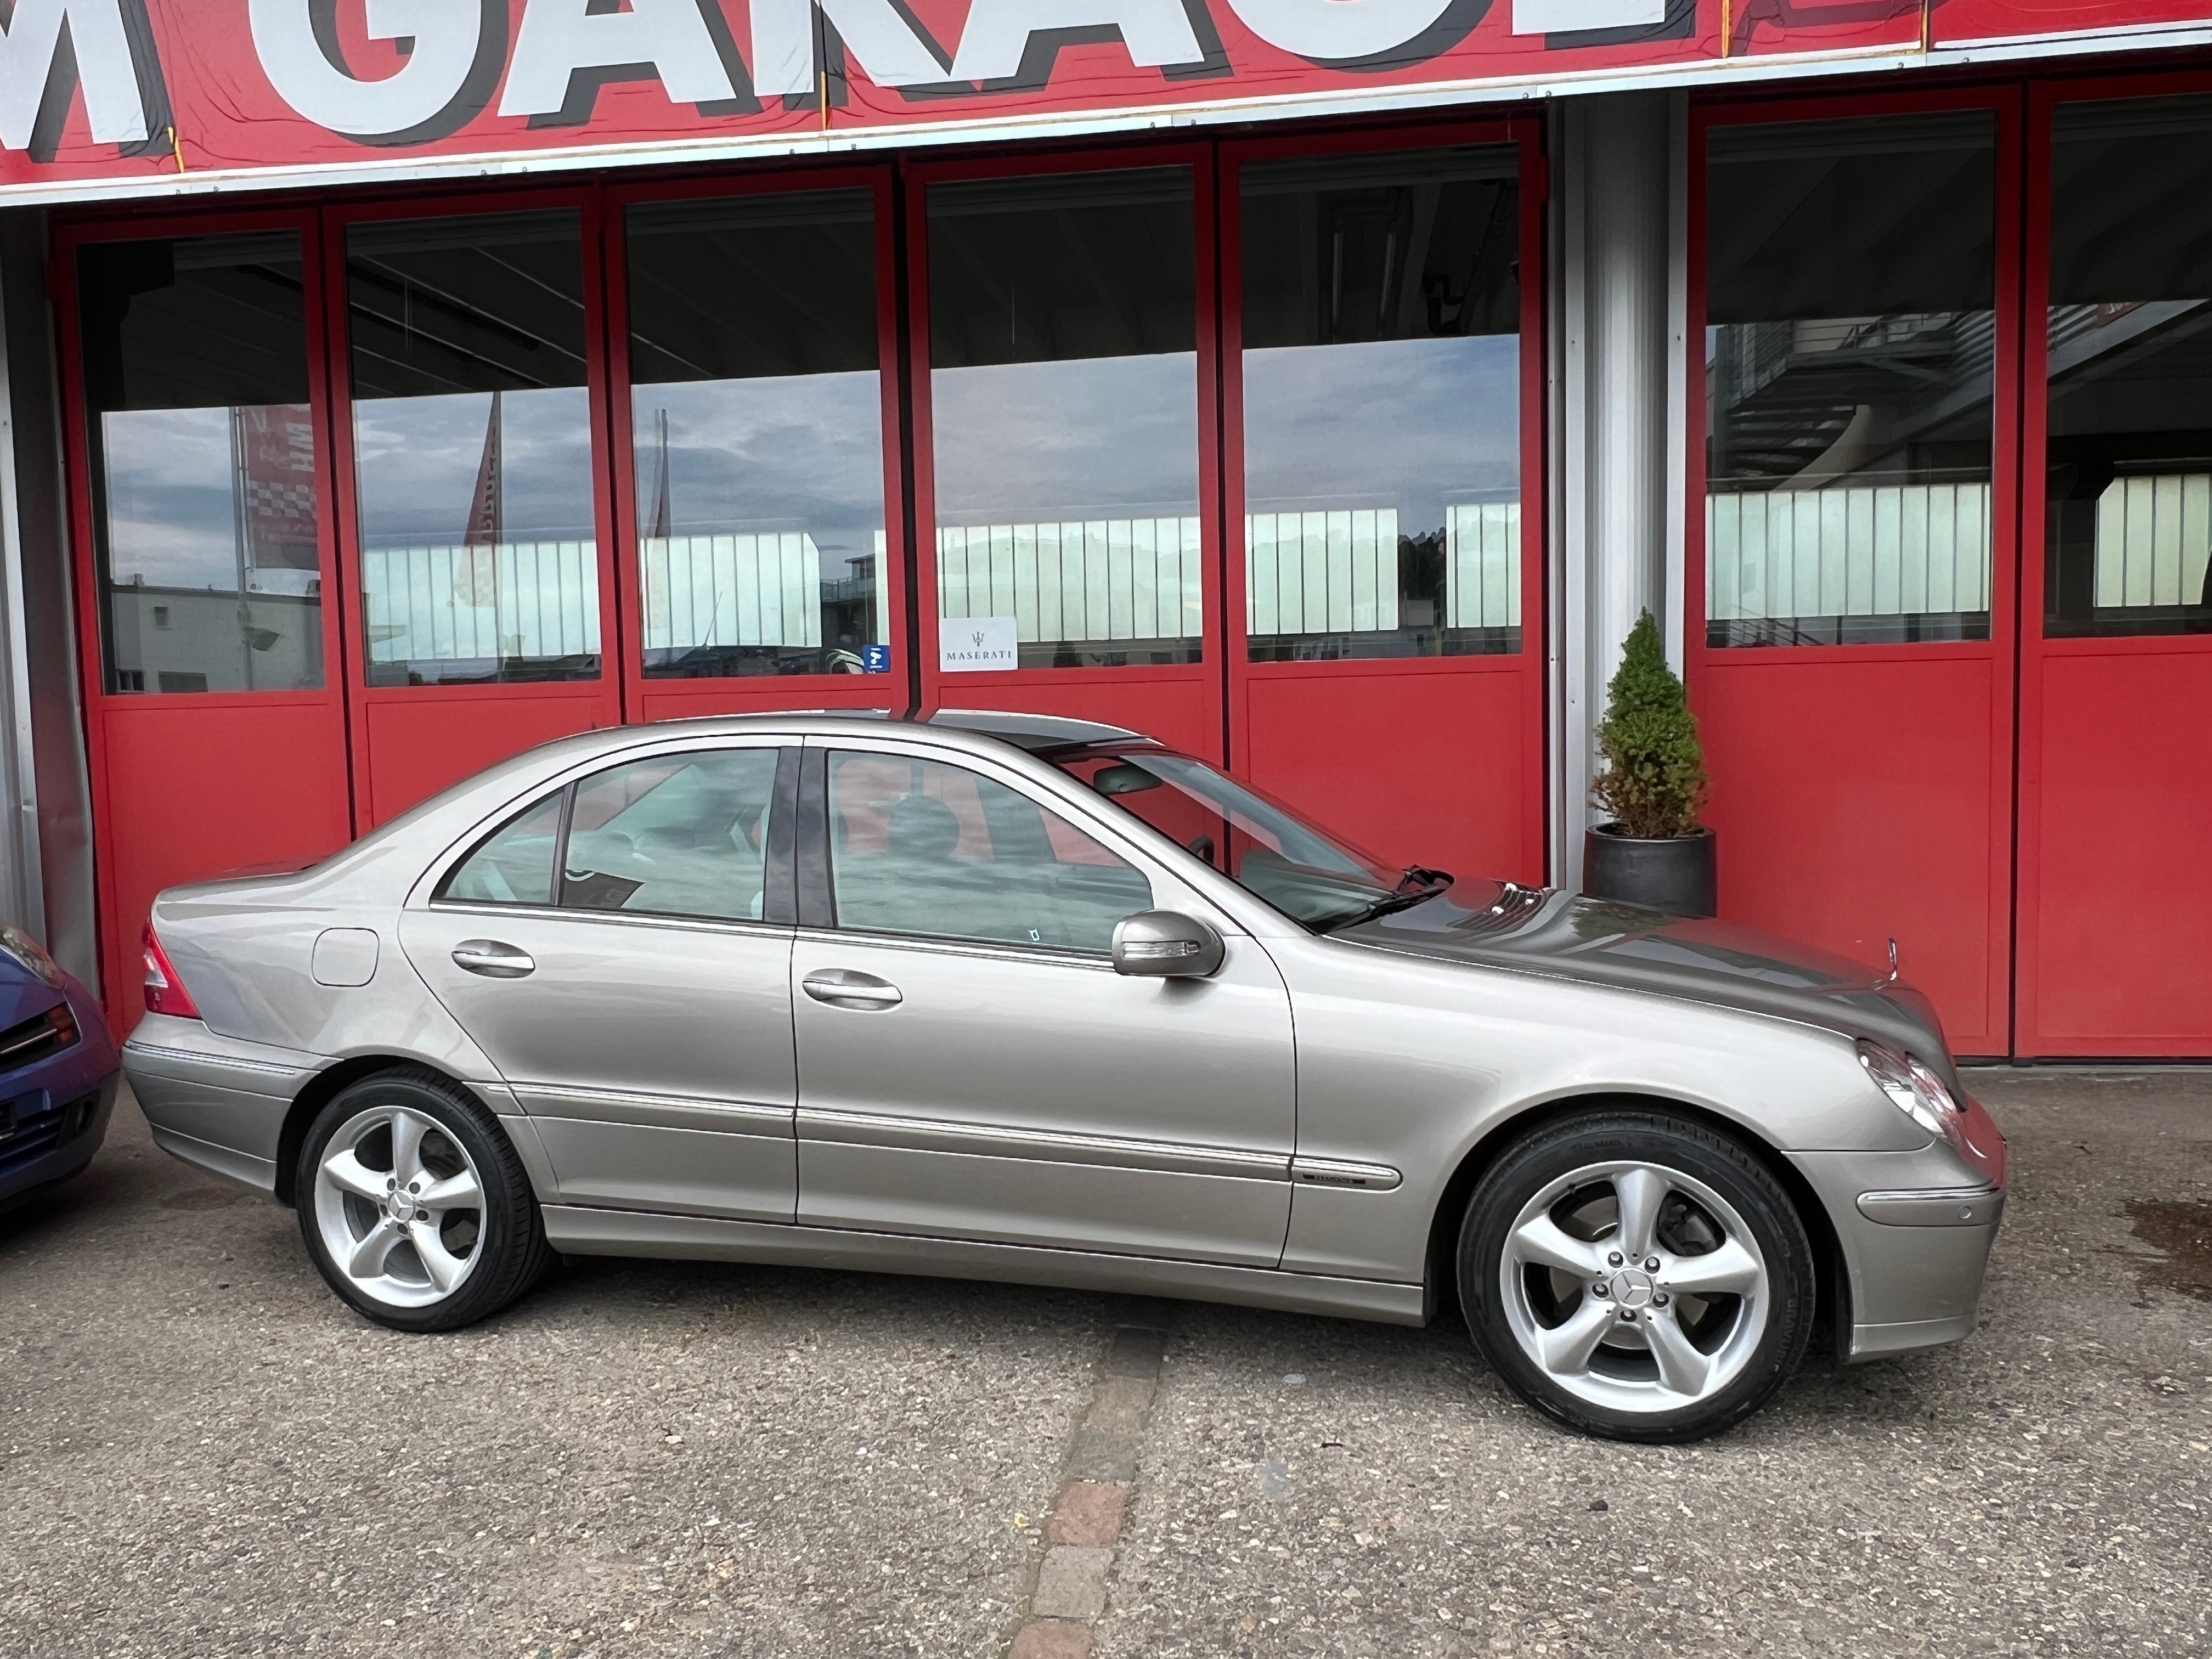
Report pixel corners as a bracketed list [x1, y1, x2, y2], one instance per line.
[105, 580, 320, 693]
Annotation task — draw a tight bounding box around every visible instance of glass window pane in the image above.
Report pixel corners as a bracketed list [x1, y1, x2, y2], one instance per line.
[438, 793, 565, 906]
[827, 752, 1152, 950]
[1705, 114, 1996, 647]
[928, 169, 1200, 670]
[627, 191, 889, 679]
[2046, 96, 2212, 638]
[561, 749, 781, 921]
[348, 211, 600, 686]
[79, 231, 323, 695]
[1241, 148, 1522, 662]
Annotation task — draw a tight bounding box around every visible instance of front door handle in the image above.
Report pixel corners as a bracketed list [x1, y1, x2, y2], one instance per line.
[802, 969, 902, 1008]
[453, 940, 535, 979]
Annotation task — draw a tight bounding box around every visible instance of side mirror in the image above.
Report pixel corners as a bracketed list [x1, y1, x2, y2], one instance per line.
[1111, 910, 1225, 978]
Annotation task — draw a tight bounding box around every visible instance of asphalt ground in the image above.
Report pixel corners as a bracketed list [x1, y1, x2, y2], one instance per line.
[3, 1070, 2208, 1658]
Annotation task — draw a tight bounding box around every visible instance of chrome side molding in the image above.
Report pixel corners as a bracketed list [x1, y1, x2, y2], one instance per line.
[1290, 1156, 1403, 1192]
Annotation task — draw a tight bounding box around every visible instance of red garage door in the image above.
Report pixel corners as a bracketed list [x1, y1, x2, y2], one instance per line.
[1690, 94, 2022, 1058]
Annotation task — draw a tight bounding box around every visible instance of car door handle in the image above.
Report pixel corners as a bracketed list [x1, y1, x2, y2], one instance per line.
[452, 940, 535, 979]
[802, 969, 902, 1008]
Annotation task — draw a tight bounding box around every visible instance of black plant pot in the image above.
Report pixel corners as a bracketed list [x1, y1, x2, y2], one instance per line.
[1583, 825, 1717, 918]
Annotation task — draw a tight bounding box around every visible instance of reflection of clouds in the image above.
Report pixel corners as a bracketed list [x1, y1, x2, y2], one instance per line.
[637, 374, 884, 563]
[355, 388, 595, 546]
[103, 407, 246, 588]
[933, 354, 1199, 522]
[1244, 337, 1520, 527]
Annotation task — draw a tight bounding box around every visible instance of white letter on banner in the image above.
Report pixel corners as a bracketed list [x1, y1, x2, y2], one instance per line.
[750, 0, 950, 99]
[500, 0, 738, 117]
[249, 0, 483, 137]
[1217, 0, 1455, 60]
[1510, 0, 1664, 31]
[948, 0, 1206, 82]
[0, 0, 150, 146]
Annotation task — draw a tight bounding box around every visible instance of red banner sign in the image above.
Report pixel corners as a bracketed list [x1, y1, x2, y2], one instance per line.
[1, 0, 2206, 200]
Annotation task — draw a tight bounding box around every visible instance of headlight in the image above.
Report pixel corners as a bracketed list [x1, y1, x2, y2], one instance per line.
[0, 924, 65, 988]
[1858, 1040, 1962, 1143]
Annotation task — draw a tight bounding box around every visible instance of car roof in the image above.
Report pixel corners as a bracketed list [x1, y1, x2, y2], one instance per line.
[924, 708, 1154, 753]
[634, 707, 1157, 757]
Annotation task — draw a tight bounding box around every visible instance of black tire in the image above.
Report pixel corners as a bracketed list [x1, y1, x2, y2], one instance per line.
[1458, 1109, 1816, 1443]
[295, 1067, 552, 1333]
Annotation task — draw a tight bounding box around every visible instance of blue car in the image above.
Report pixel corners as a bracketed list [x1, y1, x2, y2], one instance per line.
[0, 924, 120, 1212]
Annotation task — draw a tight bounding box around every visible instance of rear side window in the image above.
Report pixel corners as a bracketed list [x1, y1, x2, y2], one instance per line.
[439, 795, 564, 906]
[436, 748, 784, 921]
[562, 749, 780, 921]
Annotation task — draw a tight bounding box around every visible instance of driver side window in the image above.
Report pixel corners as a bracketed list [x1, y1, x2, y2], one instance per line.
[826, 752, 1151, 952]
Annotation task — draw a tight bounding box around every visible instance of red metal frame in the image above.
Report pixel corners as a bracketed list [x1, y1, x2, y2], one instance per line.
[905, 142, 1227, 763]
[320, 184, 626, 828]
[2015, 67, 2212, 1058]
[53, 205, 356, 1030]
[1218, 116, 1549, 885]
[603, 163, 913, 725]
[1685, 85, 2025, 1058]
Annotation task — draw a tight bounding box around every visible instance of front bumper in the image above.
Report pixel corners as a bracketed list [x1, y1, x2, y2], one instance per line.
[1788, 1092, 2008, 1362]
[0, 980, 122, 1209]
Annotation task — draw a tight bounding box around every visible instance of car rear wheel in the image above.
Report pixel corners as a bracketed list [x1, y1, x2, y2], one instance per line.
[297, 1069, 551, 1333]
[1459, 1110, 1816, 1443]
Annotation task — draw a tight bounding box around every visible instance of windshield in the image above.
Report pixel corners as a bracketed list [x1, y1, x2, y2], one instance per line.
[1053, 748, 1470, 929]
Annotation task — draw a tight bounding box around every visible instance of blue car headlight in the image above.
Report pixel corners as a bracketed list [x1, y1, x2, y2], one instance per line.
[0, 924, 65, 989]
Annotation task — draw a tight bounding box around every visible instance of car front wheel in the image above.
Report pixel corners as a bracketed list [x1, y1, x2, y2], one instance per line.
[1459, 1109, 1817, 1443]
[297, 1069, 551, 1332]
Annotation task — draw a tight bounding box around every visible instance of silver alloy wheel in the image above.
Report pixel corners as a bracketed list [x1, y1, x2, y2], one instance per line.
[311, 1104, 486, 1310]
[1499, 1159, 1769, 1415]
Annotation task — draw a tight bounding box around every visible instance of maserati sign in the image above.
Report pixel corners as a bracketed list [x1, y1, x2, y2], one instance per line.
[2, 0, 2208, 201]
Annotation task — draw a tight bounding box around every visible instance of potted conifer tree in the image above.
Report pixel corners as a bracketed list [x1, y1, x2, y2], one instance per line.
[1583, 610, 1716, 917]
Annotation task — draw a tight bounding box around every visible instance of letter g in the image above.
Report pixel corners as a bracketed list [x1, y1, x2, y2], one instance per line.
[250, 0, 487, 139]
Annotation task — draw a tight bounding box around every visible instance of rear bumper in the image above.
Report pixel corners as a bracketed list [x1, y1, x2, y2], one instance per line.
[1788, 1093, 2009, 1362]
[123, 1014, 323, 1197]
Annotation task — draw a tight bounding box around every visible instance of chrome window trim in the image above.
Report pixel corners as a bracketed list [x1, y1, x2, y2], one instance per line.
[793, 923, 1118, 971]
[797, 1104, 1290, 1181]
[424, 899, 794, 940]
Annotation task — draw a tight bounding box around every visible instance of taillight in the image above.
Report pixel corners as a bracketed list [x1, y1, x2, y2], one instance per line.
[142, 924, 201, 1019]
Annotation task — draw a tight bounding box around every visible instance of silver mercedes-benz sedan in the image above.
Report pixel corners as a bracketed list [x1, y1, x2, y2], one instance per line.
[123, 710, 2005, 1442]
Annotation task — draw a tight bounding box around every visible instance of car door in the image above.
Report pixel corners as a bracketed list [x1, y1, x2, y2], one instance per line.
[790, 737, 1297, 1266]
[401, 741, 799, 1221]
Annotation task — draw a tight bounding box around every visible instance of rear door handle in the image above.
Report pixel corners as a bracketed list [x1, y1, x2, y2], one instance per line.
[802, 969, 902, 1008]
[453, 940, 535, 979]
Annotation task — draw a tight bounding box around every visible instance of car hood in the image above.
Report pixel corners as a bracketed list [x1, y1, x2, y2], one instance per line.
[1338, 885, 1956, 1070]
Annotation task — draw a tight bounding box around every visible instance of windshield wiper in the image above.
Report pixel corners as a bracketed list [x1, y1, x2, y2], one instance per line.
[1320, 866, 1455, 932]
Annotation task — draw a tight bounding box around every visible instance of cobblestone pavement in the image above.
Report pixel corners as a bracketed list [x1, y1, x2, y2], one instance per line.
[3, 1071, 2208, 1658]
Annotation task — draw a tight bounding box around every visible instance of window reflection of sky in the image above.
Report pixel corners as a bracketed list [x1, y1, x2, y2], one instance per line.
[354, 388, 595, 548]
[632, 373, 884, 571]
[1244, 336, 1520, 528]
[102, 407, 249, 588]
[933, 354, 1198, 524]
